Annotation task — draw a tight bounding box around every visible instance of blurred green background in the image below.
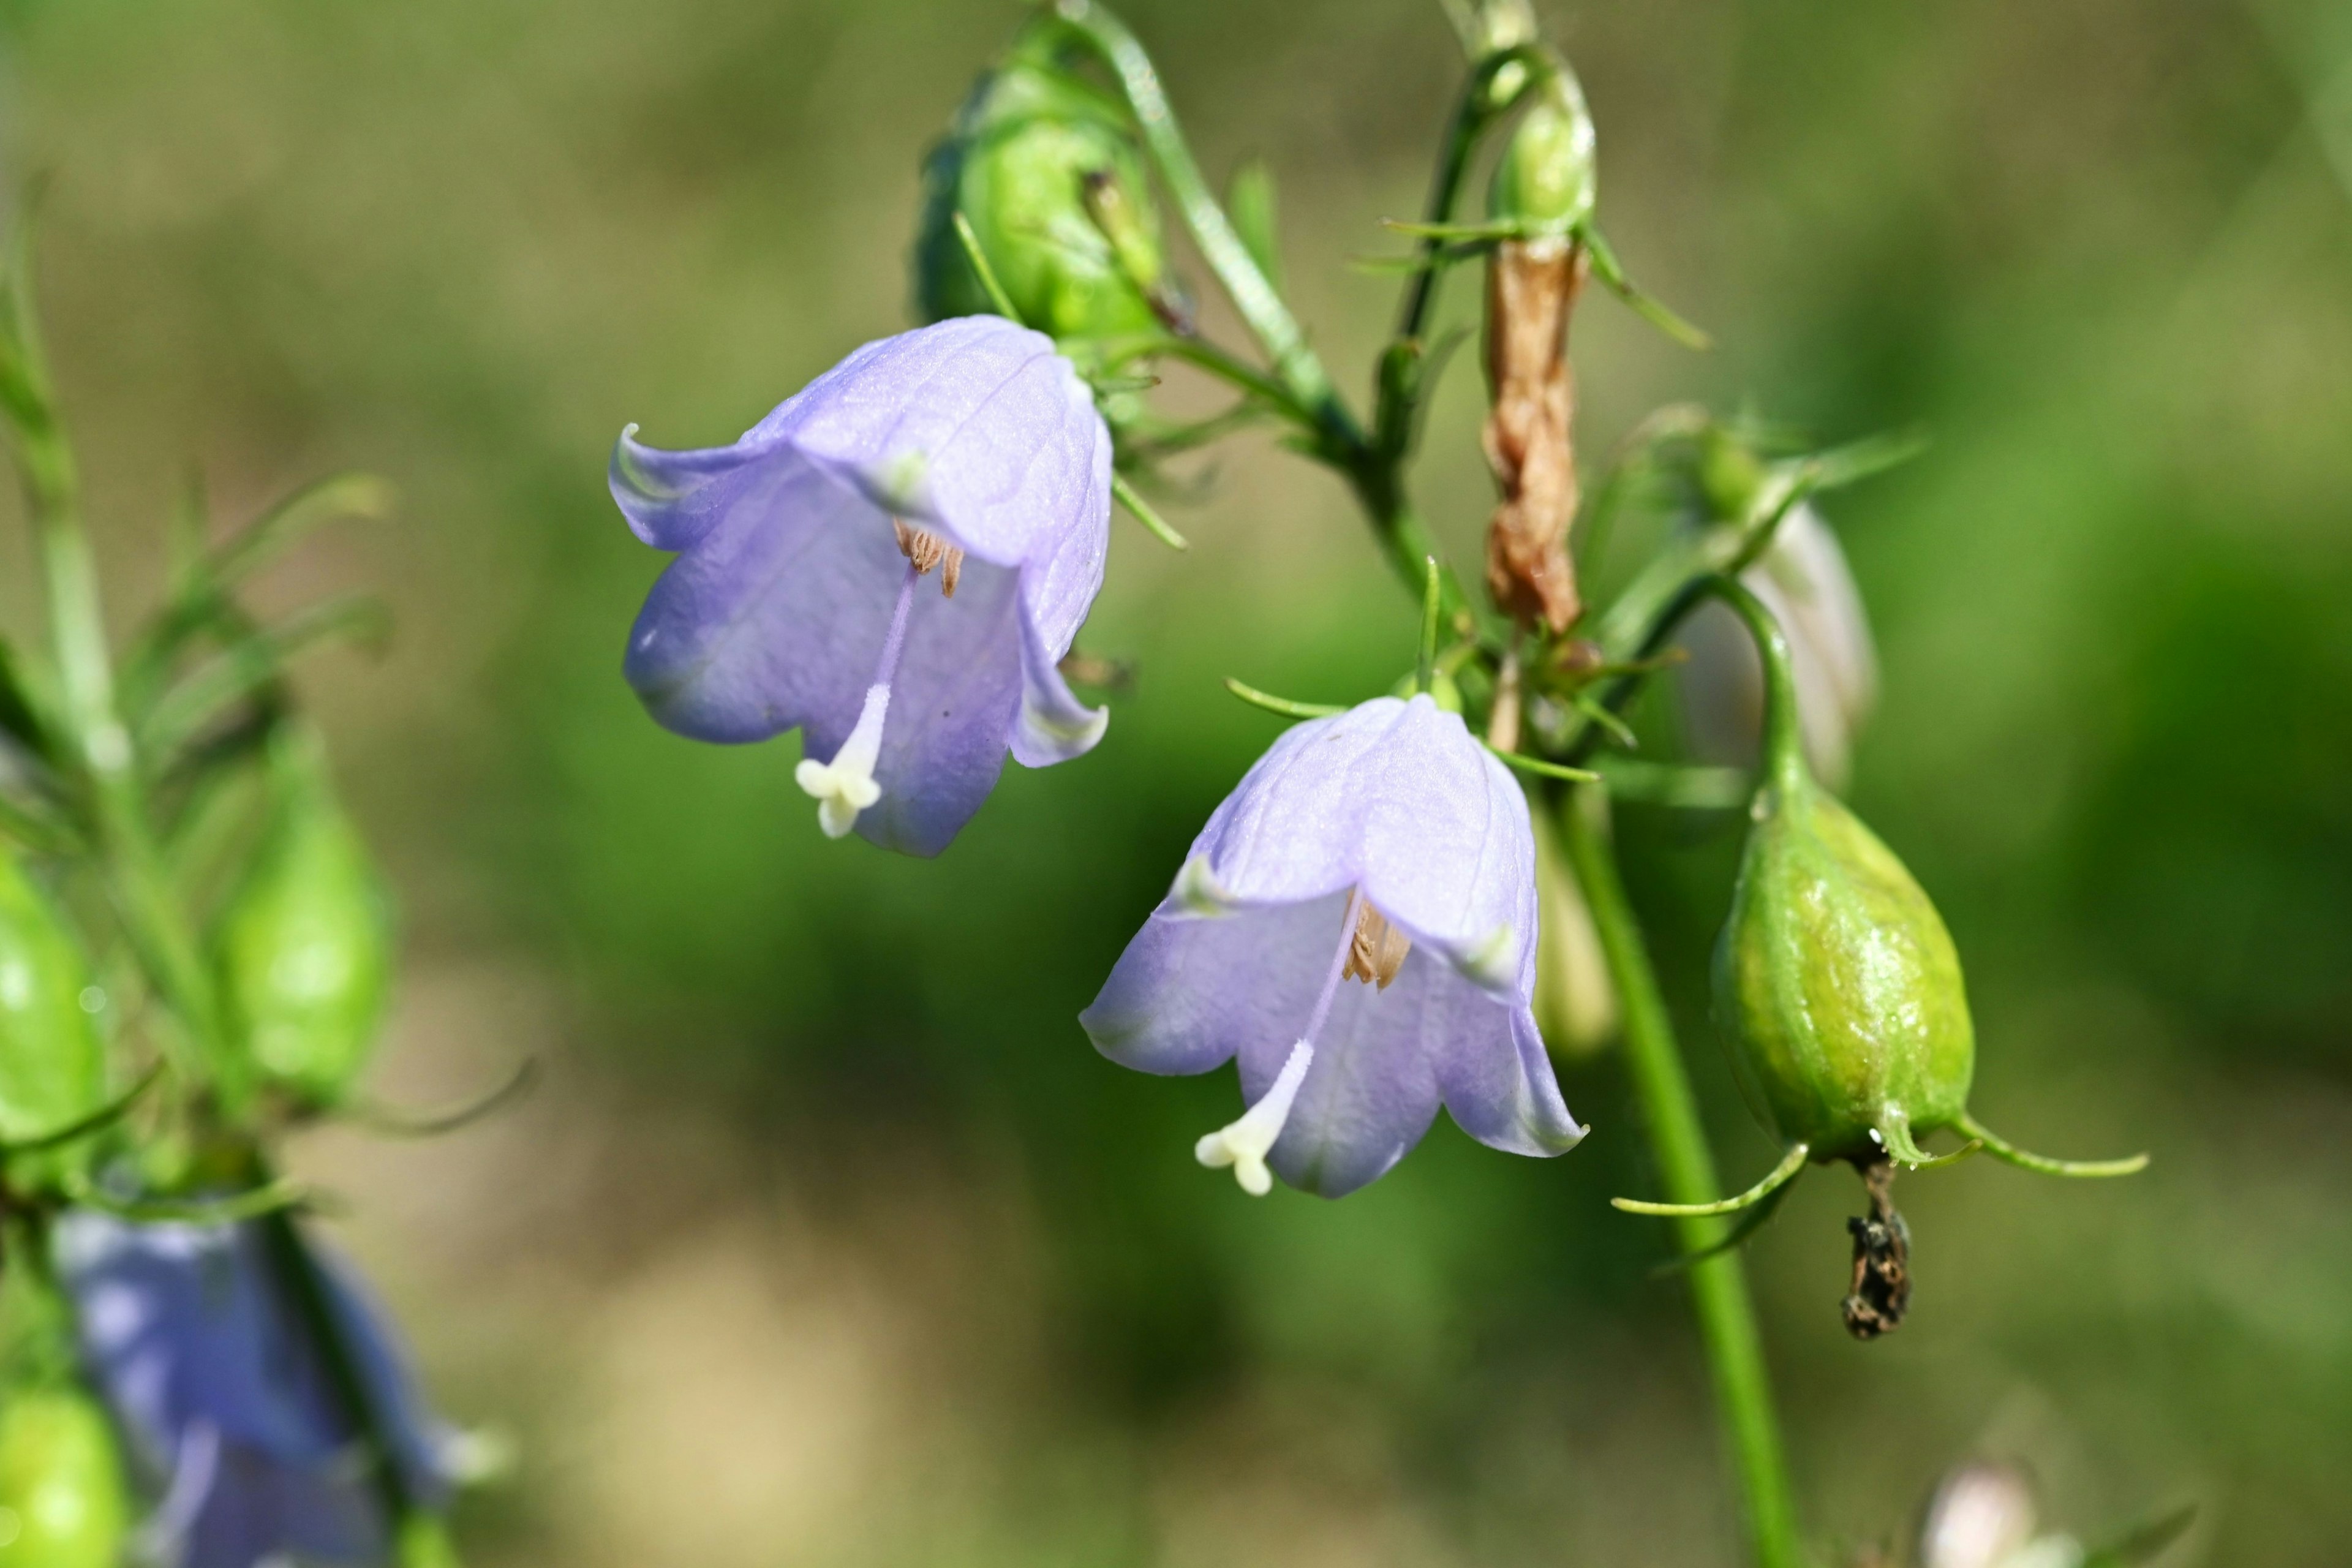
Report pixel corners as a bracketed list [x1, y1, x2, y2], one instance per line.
[4, 0, 2349, 1562]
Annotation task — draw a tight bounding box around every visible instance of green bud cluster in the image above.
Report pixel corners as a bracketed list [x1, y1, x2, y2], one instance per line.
[915, 36, 1169, 344]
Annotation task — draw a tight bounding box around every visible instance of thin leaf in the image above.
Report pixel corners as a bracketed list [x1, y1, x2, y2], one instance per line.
[1112, 472, 1188, 550]
[126, 472, 396, 709]
[141, 596, 391, 762]
[1227, 158, 1284, 295]
[1580, 225, 1711, 350]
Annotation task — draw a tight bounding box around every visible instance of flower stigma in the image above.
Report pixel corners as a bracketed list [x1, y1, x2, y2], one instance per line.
[794, 556, 924, 837]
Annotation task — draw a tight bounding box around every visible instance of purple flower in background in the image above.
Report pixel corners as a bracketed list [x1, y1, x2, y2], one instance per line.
[612, 315, 1114, 856]
[1082, 695, 1587, 1198]
[55, 1212, 460, 1568]
[1680, 503, 1877, 788]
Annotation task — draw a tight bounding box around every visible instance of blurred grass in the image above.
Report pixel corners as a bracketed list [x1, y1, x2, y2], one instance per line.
[2, 0, 2349, 1562]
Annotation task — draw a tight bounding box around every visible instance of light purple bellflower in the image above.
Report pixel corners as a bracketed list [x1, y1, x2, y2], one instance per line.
[1082, 695, 1588, 1198]
[55, 1212, 459, 1568]
[612, 315, 1114, 855]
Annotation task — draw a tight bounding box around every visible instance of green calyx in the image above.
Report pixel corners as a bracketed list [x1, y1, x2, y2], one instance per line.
[1705, 580, 1973, 1165]
[213, 727, 393, 1112]
[0, 1382, 129, 1568]
[1486, 72, 1595, 236]
[914, 36, 1169, 345]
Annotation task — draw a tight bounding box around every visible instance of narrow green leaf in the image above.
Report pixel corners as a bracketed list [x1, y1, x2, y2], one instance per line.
[1227, 158, 1284, 295]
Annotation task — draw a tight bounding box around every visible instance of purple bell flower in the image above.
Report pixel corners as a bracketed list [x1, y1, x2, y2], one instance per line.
[612, 315, 1114, 855]
[54, 1212, 459, 1568]
[1082, 694, 1588, 1198]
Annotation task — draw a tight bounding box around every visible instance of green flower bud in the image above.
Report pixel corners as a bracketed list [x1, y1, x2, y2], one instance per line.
[1487, 74, 1596, 237]
[214, 729, 392, 1109]
[0, 1384, 129, 1568]
[0, 848, 107, 1167]
[1709, 583, 1972, 1166]
[914, 37, 1168, 343]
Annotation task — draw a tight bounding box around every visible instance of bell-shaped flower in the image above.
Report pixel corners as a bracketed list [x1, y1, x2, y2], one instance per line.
[1680, 503, 1877, 788]
[55, 1212, 461, 1568]
[612, 314, 1114, 856]
[1082, 694, 1587, 1198]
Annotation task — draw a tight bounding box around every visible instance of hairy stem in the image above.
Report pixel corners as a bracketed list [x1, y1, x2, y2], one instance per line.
[1558, 789, 1806, 1568]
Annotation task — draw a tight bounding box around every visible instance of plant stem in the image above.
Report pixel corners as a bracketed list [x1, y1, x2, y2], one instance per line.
[1, 256, 223, 1079]
[1557, 789, 1806, 1568]
[1052, 1, 1489, 627]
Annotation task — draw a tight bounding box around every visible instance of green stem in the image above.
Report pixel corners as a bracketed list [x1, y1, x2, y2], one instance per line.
[1558, 790, 1806, 1568]
[0, 249, 224, 1081]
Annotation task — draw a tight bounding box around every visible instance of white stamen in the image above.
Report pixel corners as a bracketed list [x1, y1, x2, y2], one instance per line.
[794, 683, 891, 837]
[1196, 1040, 1314, 1197]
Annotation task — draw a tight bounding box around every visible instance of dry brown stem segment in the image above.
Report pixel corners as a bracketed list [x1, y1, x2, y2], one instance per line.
[1343, 900, 1412, 990]
[1482, 238, 1589, 632]
[894, 517, 965, 598]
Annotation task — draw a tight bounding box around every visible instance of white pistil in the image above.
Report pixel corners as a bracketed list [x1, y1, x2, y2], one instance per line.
[794, 559, 921, 839]
[1195, 888, 1376, 1196]
[795, 683, 890, 837]
[1196, 1039, 1314, 1197]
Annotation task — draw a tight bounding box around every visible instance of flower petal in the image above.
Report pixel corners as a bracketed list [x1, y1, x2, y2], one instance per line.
[1177, 695, 1536, 995]
[782, 316, 1114, 575]
[1083, 897, 1341, 1077]
[56, 1213, 457, 1567]
[852, 556, 1027, 856]
[1352, 699, 1540, 999]
[622, 457, 883, 745]
[1011, 605, 1108, 767]
[1436, 1005, 1587, 1158]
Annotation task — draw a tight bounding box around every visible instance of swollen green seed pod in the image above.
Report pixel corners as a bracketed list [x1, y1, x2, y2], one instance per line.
[914, 35, 1169, 344]
[214, 729, 392, 1109]
[0, 847, 108, 1158]
[0, 1384, 130, 1568]
[1708, 580, 1970, 1166]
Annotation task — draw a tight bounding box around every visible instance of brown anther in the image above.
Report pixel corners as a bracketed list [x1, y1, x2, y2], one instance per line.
[1839, 1157, 1912, 1340]
[893, 518, 966, 598]
[1342, 900, 1413, 990]
[1481, 239, 1589, 633]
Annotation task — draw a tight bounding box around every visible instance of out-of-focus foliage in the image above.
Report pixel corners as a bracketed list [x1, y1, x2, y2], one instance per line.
[0, 0, 2343, 1562]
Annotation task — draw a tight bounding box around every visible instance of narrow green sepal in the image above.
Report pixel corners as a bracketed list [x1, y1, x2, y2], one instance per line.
[63, 1171, 311, 1223]
[1578, 224, 1710, 350]
[1111, 472, 1187, 549]
[952, 209, 1026, 323]
[1223, 677, 1344, 720]
[1651, 1175, 1798, 1274]
[1415, 555, 1441, 695]
[1953, 1110, 2149, 1178]
[345, 1057, 539, 1139]
[1615, 1141, 1809, 1218]
[1485, 745, 1597, 783]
